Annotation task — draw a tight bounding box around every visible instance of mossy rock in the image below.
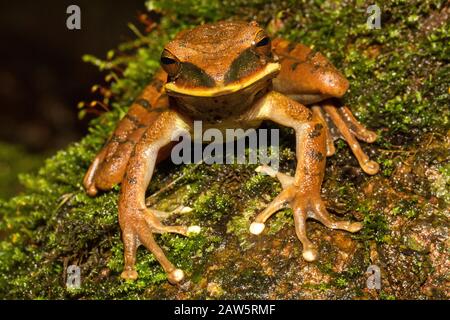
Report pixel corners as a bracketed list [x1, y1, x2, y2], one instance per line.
[0, 0, 449, 299]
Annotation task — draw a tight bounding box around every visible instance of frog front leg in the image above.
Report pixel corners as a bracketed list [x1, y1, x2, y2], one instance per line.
[118, 110, 200, 284]
[242, 91, 363, 261]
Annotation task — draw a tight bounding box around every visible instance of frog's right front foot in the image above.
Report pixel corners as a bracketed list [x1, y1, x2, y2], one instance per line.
[119, 206, 200, 284]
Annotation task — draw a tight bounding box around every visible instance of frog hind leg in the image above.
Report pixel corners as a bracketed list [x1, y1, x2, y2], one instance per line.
[322, 104, 379, 175]
[272, 39, 379, 175]
[83, 71, 169, 196]
[339, 105, 377, 143]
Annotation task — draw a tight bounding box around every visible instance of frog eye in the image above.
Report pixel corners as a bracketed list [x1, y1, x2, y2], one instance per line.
[160, 50, 181, 76]
[256, 36, 270, 47]
[254, 32, 272, 57]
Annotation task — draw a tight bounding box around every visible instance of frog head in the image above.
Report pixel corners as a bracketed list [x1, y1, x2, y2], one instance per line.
[160, 21, 280, 120]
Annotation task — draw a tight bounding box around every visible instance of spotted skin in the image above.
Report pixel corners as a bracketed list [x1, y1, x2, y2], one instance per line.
[84, 70, 169, 196]
[83, 21, 377, 284]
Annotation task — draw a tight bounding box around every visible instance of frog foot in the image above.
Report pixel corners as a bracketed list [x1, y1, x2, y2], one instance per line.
[312, 104, 379, 175]
[251, 165, 363, 261]
[120, 207, 201, 284]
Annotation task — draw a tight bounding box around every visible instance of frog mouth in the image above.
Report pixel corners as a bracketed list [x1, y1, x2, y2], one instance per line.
[164, 62, 281, 97]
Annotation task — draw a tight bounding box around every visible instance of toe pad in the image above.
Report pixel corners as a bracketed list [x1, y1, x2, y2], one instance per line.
[349, 222, 363, 233]
[168, 269, 184, 284]
[362, 160, 380, 175]
[302, 248, 318, 262]
[121, 269, 138, 280]
[255, 165, 278, 177]
[249, 222, 265, 235]
[187, 225, 201, 235]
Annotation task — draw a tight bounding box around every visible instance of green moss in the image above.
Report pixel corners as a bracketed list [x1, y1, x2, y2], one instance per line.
[334, 277, 349, 289]
[430, 162, 450, 204]
[243, 173, 280, 198]
[0, 143, 43, 199]
[352, 200, 390, 244]
[302, 282, 332, 292]
[380, 292, 396, 300]
[392, 198, 420, 219]
[193, 188, 233, 222]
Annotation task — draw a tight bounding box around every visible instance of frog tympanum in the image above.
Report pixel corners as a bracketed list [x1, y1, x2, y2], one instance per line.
[83, 21, 379, 284]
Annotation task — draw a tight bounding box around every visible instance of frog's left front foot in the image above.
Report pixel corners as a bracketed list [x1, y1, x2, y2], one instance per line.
[251, 165, 363, 261]
[120, 205, 201, 284]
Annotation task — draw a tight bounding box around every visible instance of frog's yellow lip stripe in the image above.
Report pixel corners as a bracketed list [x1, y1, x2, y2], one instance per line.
[164, 62, 281, 97]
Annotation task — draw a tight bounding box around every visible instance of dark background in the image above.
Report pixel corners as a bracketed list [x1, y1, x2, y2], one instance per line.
[0, 0, 145, 152]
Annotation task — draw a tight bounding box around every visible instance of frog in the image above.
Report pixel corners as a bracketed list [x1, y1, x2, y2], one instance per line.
[83, 21, 379, 284]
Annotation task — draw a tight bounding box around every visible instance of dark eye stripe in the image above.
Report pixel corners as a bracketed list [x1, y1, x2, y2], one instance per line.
[177, 62, 216, 87]
[224, 48, 262, 85]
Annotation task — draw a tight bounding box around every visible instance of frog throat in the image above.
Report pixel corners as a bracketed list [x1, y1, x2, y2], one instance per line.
[164, 62, 280, 97]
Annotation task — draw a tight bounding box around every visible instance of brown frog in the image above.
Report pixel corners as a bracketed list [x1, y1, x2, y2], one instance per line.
[83, 21, 379, 284]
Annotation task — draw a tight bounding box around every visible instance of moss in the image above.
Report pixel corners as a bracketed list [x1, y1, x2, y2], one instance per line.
[334, 277, 349, 289]
[0, 143, 43, 199]
[192, 188, 233, 222]
[0, 0, 449, 299]
[351, 200, 390, 244]
[226, 199, 259, 249]
[380, 292, 396, 300]
[430, 162, 450, 204]
[392, 198, 421, 219]
[243, 173, 280, 198]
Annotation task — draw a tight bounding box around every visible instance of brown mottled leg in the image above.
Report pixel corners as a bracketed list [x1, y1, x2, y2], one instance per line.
[311, 106, 336, 156]
[339, 106, 377, 143]
[126, 215, 185, 284]
[270, 39, 378, 173]
[118, 110, 199, 284]
[292, 202, 317, 261]
[121, 228, 138, 280]
[93, 125, 149, 192]
[244, 92, 362, 261]
[323, 104, 379, 175]
[84, 70, 168, 195]
[83, 146, 108, 196]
